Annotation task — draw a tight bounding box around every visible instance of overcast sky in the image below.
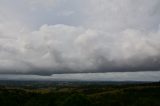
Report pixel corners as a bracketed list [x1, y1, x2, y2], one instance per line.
[0, 0, 160, 81]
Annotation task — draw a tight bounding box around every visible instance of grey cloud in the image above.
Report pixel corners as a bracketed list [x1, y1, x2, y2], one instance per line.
[0, 0, 160, 75]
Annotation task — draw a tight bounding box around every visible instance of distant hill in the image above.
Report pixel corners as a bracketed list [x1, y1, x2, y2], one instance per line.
[0, 81, 160, 106]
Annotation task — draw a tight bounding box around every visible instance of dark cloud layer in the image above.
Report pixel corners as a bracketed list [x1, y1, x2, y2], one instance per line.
[0, 71, 160, 81]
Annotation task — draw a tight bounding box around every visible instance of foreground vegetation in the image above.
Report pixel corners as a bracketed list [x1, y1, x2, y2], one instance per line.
[0, 81, 160, 106]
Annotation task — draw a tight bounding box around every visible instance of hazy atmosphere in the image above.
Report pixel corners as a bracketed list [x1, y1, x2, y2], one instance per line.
[0, 0, 160, 81]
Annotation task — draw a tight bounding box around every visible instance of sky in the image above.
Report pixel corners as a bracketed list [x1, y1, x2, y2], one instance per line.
[0, 0, 160, 81]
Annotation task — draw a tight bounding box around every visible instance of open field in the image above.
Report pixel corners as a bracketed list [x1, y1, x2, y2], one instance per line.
[0, 81, 160, 106]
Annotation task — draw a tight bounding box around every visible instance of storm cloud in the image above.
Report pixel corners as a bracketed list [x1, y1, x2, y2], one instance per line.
[0, 0, 160, 75]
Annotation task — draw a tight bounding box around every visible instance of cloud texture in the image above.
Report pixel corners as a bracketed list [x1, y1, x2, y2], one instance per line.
[0, 0, 160, 75]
